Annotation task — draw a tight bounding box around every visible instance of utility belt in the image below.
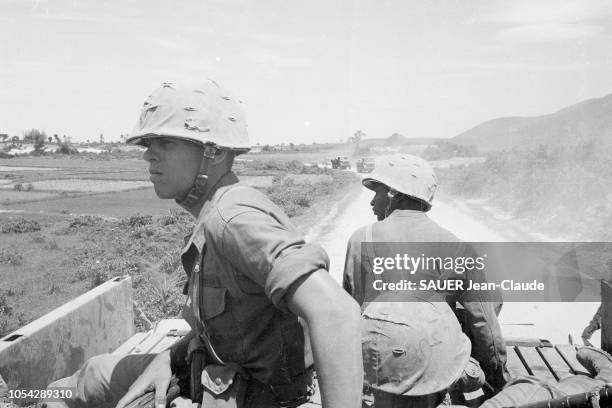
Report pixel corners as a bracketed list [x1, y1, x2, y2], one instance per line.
[185, 334, 314, 408]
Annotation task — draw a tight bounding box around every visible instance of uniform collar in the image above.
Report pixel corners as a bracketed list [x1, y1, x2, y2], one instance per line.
[384, 209, 428, 220]
[181, 171, 239, 255]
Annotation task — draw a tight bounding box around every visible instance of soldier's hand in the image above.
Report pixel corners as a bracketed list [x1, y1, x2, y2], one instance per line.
[582, 323, 597, 346]
[115, 350, 172, 408]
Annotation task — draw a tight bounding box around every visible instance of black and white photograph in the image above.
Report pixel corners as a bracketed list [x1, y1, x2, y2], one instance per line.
[1, 1, 612, 407]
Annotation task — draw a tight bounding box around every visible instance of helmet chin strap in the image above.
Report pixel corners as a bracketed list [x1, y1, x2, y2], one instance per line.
[177, 145, 222, 210]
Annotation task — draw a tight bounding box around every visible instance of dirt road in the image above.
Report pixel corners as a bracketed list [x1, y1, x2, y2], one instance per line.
[306, 186, 600, 347]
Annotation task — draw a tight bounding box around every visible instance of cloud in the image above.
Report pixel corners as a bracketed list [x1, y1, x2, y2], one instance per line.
[497, 23, 603, 43]
[484, 0, 612, 25]
[478, 1, 612, 44]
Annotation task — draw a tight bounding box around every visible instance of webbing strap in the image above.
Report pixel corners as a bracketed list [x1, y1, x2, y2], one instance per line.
[191, 243, 245, 374]
[191, 260, 229, 368]
[178, 145, 217, 209]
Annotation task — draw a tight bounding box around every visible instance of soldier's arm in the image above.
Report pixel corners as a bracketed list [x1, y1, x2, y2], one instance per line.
[222, 209, 363, 408]
[168, 330, 195, 372]
[286, 269, 363, 408]
[456, 243, 508, 392]
[342, 238, 355, 295]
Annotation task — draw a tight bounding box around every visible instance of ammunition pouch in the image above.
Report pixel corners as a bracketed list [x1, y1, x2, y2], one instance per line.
[184, 331, 313, 407]
[201, 364, 248, 408]
[186, 336, 209, 403]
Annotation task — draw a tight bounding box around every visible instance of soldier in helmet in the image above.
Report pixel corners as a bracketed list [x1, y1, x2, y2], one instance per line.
[342, 154, 508, 405]
[41, 80, 362, 408]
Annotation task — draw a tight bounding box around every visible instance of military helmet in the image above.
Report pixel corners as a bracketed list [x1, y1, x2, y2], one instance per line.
[126, 80, 250, 154]
[361, 301, 471, 396]
[362, 154, 437, 210]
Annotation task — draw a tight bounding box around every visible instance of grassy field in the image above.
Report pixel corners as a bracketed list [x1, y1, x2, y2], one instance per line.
[0, 153, 360, 337]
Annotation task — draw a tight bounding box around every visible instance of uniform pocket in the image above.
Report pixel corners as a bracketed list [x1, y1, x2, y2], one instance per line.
[202, 287, 227, 320]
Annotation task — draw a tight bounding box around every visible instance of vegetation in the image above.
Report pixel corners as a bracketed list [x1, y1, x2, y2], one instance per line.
[437, 140, 612, 240]
[421, 141, 480, 160]
[54, 135, 79, 155]
[1, 218, 41, 233]
[23, 129, 47, 154]
[0, 248, 23, 266]
[267, 170, 356, 217]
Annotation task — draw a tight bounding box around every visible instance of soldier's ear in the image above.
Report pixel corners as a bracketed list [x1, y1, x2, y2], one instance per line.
[212, 150, 235, 167]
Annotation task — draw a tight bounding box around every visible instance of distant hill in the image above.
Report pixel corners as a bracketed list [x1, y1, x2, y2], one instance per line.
[451, 93, 612, 150]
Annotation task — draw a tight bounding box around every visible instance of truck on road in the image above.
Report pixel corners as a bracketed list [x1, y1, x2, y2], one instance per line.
[355, 157, 375, 173]
[330, 156, 350, 170]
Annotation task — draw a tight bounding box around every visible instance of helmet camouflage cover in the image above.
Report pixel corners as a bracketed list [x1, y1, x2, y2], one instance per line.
[362, 301, 471, 396]
[362, 154, 437, 210]
[126, 80, 250, 154]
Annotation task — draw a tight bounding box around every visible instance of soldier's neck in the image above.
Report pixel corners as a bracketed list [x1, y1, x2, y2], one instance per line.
[177, 170, 238, 218]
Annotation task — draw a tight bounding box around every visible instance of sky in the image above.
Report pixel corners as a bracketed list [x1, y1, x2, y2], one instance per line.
[1, 0, 612, 145]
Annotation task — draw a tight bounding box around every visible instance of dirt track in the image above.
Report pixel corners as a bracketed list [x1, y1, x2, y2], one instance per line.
[306, 185, 601, 347]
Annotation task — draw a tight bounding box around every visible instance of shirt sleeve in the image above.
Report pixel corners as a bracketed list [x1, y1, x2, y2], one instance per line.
[342, 230, 366, 305]
[342, 238, 355, 296]
[222, 210, 330, 312]
[456, 242, 508, 392]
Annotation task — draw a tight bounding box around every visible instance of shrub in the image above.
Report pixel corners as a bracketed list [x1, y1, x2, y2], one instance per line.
[122, 214, 153, 228]
[0, 290, 13, 315]
[43, 239, 59, 250]
[267, 178, 316, 217]
[158, 215, 177, 226]
[31, 234, 46, 244]
[47, 283, 62, 294]
[159, 250, 182, 275]
[131, 226, 156, 239]
[74, 258, 139, 288]
[134, 271, 186, 330]
[158, 209, 191, 227]
[69, 215, 103, 228]
[23, 128, 47, 153]
[1, 218, 41, 233]
[0, 249, 22, 266]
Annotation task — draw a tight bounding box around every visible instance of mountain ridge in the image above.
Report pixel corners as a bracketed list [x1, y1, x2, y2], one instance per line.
[451, 92, 612, 150]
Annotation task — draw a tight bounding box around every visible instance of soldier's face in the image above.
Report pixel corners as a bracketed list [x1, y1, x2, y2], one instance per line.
[370, 184, 389, 221]
[142, 137, 203, 199]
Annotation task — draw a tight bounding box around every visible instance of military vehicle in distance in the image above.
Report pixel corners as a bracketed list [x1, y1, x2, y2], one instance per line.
[331, 156, 351, 170]
[356, 157, 375, 173]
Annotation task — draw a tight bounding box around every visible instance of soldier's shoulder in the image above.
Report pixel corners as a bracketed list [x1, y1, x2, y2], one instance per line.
[214, 183, 277, 222]
[349, 223, 371, 243]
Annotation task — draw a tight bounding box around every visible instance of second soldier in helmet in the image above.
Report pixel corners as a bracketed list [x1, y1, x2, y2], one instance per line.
[343, 154, 508, 407]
